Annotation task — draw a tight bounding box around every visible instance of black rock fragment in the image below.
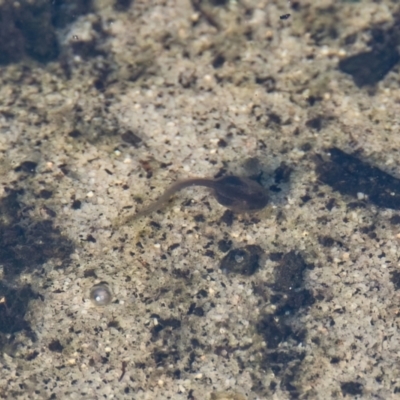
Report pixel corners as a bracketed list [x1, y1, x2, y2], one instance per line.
[121, 130, 142, 147]
[48, 339, 64, 352]
[316, 147, 400, 209]
[71, 200, 81, 210]
[340, 381, 363, 396]
[220, 245, 265, 276]
[212, 54, 225, 69]
[39, 189, 53, 199]
[280, 14, 291, 21]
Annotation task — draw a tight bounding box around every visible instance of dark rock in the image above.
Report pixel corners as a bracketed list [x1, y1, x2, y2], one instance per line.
[39, 189, 53, 199]
[340, 381, 363, 396]
[121, 130, 142, 147]
[48, 339, 64, 352]
[71, 199, 82, 210]
[212, 54, 225, 69]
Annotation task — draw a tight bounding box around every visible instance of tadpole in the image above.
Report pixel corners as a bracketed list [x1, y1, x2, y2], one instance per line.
[132, 175, 269, 219]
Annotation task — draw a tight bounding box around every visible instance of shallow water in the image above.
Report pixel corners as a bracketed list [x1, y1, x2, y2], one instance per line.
[1, 1, 400, 399]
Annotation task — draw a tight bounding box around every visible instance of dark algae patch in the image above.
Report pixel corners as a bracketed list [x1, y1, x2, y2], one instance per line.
[339, 48, 399, 87]
[338, 15, 400, 87]
[254, 252, 315, 398]
[0, 189, 74, 343]
[316, 147, 400, 209]
[0, 282, 39, 334]
[0, 0, 94, 65]
[390, 271, 400, 290]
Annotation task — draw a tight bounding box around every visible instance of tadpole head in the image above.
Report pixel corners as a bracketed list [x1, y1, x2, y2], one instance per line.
[214, 176, 269, 212]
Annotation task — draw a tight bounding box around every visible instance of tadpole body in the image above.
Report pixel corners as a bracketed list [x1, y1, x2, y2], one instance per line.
[133, 175, 269, 219]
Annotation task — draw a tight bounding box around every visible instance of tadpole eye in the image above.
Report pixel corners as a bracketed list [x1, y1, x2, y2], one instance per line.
[90, 282, 113, 306]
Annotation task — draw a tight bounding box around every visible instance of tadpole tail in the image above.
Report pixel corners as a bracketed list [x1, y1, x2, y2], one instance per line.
[133, 178, 215, 220]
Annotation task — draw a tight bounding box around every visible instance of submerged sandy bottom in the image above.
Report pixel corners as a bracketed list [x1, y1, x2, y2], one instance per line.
[1, 0, 400, 399]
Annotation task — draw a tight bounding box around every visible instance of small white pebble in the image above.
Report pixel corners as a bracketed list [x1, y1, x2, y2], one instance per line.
[123, 158, 132, 164]
[105, 347, 111, 352]
[86, 191, 94, 198]
[114, 150, 121, 156]
[320, 46, 330, 56]
[357, 192, 365, 200]
[178, 385, 186, 393]
[191, 12, 200, 22]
